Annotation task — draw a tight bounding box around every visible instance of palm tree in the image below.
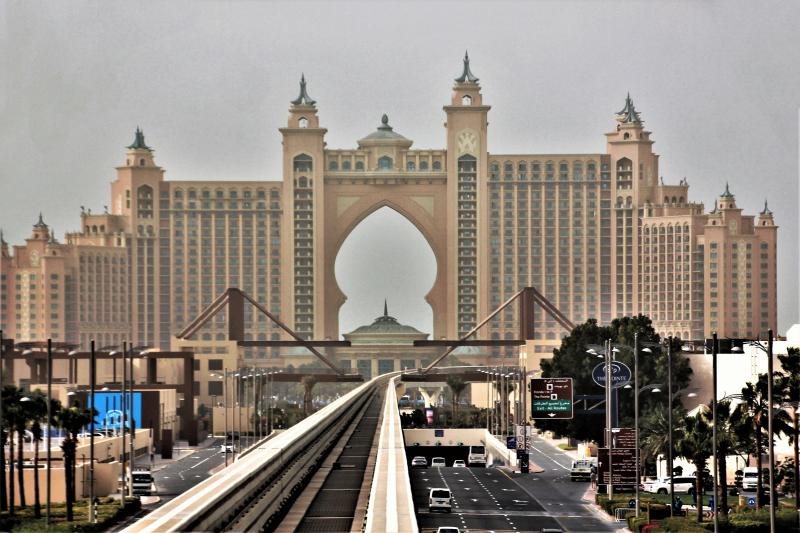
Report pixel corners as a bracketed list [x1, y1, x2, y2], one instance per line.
[696, 400, 738, 517]
[446, 376, 467, 427]
[13, 394, 29, 509]
[675, 413, 713, 522]
[23, 391, 48, 518]
[300, 376, 318, 417]
[731, 375, 793, 510]
[778, 347, 800, 512]
[0, 385, 17, 512]
[4, 385, 23, 513]
[640, 406, 686, 477]
[55, 401, 92, 521]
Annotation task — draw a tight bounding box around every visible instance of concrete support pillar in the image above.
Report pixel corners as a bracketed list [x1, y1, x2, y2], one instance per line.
[419, 387, 442, 408]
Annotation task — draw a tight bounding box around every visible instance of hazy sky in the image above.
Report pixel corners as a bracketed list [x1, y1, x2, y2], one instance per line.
[1, 1, 798, 336]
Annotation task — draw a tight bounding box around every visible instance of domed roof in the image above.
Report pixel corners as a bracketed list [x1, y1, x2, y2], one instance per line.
[343, 301, 428, 345]
[358, 115, 412, 147]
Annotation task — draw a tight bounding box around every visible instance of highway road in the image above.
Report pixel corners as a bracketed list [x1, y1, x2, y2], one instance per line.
[409, 438, 620, 532]
[152, 438, 226, 502]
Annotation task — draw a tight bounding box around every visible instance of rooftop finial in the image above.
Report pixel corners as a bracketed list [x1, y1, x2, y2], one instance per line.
[291, 73, 316, 106]
[34, 212, 47, 228]
[616, 92, 642, 124]
[454, 50, 479, 83]
[384, 298, 388, 317]
[0, 229, 5, 246]
[127, 127, 151, 151]
[721, 182, 734, 198]
[761, 198, 773, 216]
[378, 113, 393, 131]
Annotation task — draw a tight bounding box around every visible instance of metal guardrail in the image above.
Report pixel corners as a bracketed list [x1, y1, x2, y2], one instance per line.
[128, 373, 396, 532]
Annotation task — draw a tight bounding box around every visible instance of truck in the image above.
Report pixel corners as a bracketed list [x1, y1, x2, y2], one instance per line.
[570, 459, 596, 481]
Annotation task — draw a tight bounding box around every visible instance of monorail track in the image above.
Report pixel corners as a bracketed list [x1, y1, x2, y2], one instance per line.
[128, 375, 392, 533]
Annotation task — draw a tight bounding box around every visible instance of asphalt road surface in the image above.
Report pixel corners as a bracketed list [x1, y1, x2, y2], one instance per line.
[410, 439, 620, 532]
[411, 466, 564, 532]
[517, 435, 619, 532]
[152, 437, 226, 502]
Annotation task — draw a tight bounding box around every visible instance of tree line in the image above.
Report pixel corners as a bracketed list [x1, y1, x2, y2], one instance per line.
[1, 385, 95, 522]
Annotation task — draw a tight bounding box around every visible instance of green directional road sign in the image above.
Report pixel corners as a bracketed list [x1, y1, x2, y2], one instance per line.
[530, 377, 574, 419]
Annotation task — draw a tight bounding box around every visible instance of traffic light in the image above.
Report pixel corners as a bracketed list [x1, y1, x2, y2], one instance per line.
[734, 470, 743, 488]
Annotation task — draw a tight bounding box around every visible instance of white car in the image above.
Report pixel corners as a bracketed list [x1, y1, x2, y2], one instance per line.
[429, 487, 452, 512]
[436, 527, 460, 533]
[220, 444, 234, 454]
[641, 476, 697, 495]
[431, 457, 446, 468]
[411, 456, 428, 468]
[452, 460, 466, 468]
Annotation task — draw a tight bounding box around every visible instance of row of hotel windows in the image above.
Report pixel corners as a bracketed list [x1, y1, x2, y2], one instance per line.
[172, 188, 280, 200]
[327, 158, 444, 172]
[489, 161, 608, 180]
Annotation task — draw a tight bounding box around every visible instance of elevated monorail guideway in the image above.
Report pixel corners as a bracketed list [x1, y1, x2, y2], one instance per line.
[128, 373, 395, 532]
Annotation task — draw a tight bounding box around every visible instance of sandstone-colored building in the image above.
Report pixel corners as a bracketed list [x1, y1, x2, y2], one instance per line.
[0, 54, 778, 380]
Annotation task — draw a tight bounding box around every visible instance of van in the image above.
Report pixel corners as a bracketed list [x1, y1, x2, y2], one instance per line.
[742, 467, 760, 491]
[429, 488, 452, 512]
[131, 469, 155, 495]
[467, 445, 486, 467]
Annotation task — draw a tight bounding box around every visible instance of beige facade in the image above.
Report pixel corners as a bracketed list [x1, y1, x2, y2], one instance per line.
[0, 56, 778, 381]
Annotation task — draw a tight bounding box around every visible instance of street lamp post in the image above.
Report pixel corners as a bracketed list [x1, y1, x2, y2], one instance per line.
[89, 340, 96, 523]
[668, 336, 674, 514]
[712, 332, 720, 533]
[120, 341, 127, 504]
[767, 329, 775, 533]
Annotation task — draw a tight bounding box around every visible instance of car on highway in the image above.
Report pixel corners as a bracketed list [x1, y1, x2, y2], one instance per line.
[220, 443, 234, 454]
[428, 487, 452, 512]
[642, 476, 703, 495]
[467, 445, 486, 467]
[452, 460, 466, 468]
[436, 527, 460, 533]
[570, 459, 596, 481]
[431, 457, 446, 468]
[411, 456, 428, 468]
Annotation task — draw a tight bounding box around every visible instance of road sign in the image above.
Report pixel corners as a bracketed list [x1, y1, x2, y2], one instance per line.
[506, 435, 517, 449]
[592, 361, 632, 389]
[597, 447, 638, 486]
[515, 425, 532, 450]
[611, 427, 636, 449]
[530, 378, 574, 419]
[747, 496, 756, 506]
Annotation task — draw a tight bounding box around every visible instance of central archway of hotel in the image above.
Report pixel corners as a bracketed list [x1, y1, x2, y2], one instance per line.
[335, 207, 436, 340]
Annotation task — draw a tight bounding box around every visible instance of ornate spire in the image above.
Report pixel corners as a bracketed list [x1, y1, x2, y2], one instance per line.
[384, 299, 388, 317]
[290, 73, 316, 106]
[378, 114, 393, 131]
[711, 199, 718, 214]
[34, 212, 47, 229]
[0, 229, 6, 247]
[760, 198, 773, 216]
[454, 50, 479, 83]
[721, 182, 734, 198]
[616, 92, 642, 124]
[127, 127, 151, 151]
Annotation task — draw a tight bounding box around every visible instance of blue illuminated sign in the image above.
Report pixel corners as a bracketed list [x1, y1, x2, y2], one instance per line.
[88, 392, 142, 431]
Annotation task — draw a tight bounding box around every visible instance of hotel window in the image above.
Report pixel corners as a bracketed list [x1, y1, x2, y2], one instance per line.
[378, 156, 393, 170]
[432, 160, 441, 171]
[407, 161, 416, 171]
[420, 160, 429, 170]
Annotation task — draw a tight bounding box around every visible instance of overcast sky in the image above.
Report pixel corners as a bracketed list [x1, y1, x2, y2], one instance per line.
[1, 0, 798, 336]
